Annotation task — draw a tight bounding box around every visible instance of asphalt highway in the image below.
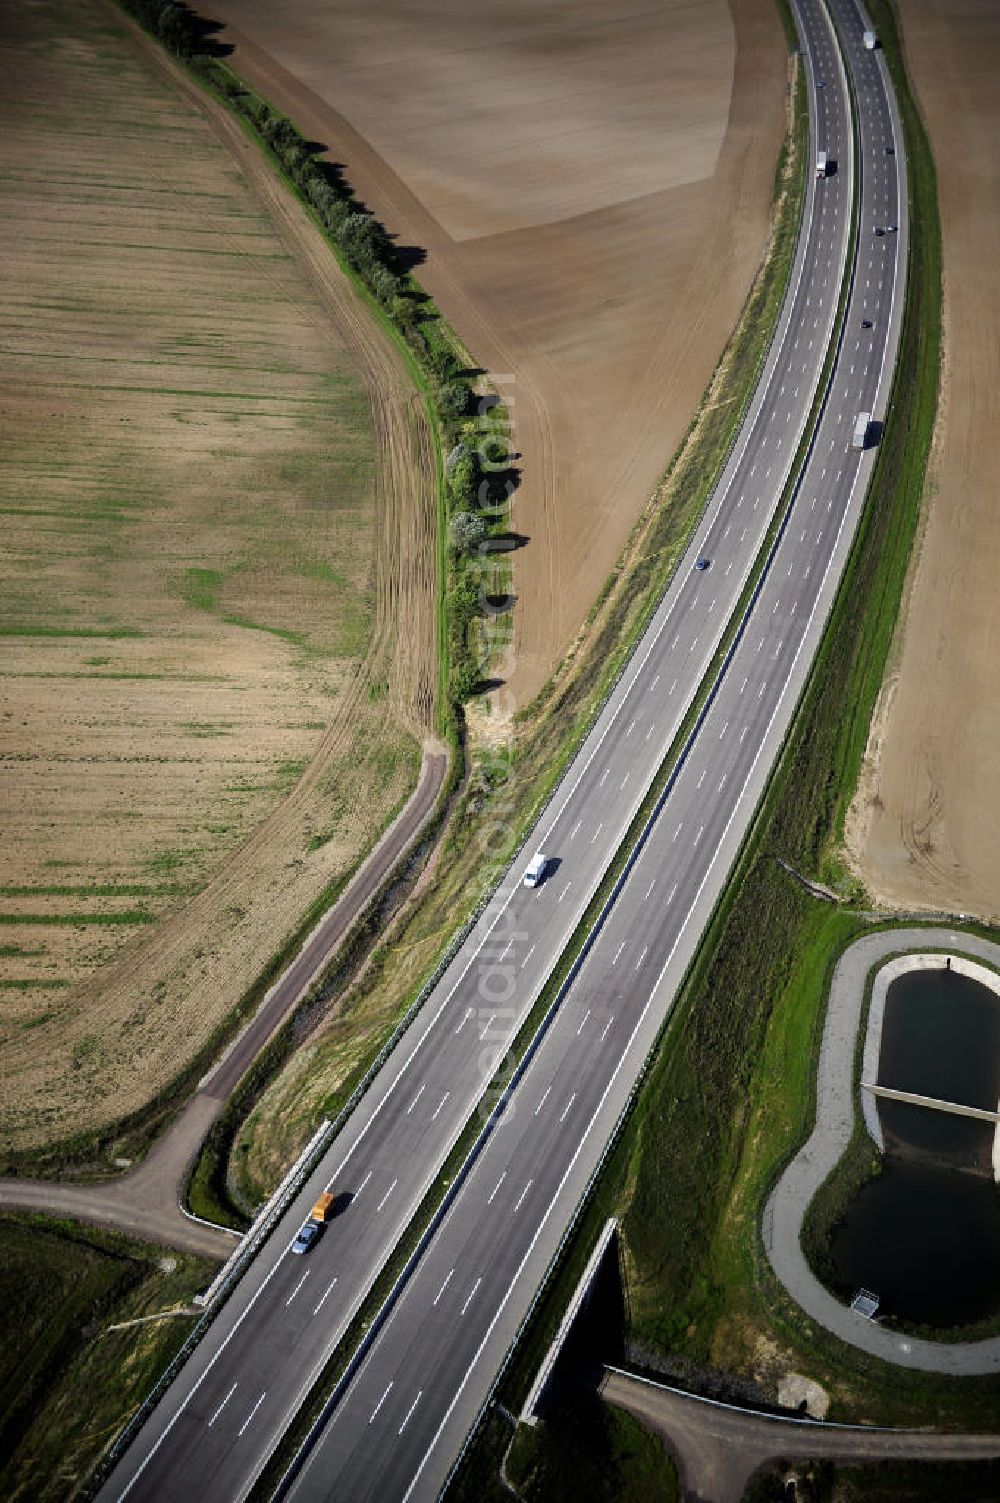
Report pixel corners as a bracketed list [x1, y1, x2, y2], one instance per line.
[98, 0, 899, 1497]
[275, 2, 906, 1498]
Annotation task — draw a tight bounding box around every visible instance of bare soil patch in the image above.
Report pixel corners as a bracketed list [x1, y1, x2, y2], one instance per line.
[0, 0, 436, 1153]
[199, 0, 787, 706]
[845, 0, 1000, 920]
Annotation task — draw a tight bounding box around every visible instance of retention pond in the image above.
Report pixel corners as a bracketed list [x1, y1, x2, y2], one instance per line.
[829, 963, 1000, 1329]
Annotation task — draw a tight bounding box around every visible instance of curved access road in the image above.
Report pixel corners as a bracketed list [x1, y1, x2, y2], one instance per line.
[601, 1366, 1000, 1503]
[96, 0, 894, 1498]
[765, 926, 1000, 1374]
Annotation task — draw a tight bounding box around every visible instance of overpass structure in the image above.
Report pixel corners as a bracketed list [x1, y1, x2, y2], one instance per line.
[98, 0, 907, 1497]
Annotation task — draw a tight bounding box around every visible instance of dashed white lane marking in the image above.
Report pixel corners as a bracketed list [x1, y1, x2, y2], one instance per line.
[454, 1008, 473, 1035]
[487, 1172, 506, 1205]
[590, 824, 603, 845]
[559, 881, 573, 901]
[672, 823, 683, 843]
[740, 726, 749, 744]
[635, 946, 648, 972]
[207, 1383, 237, 1429]
[355, 1170, 373, 1198]
[461, 1277, 482, 1315]
[534, 1086, 551, 1117]
[625, 719, 635, 736]
[650, 673, 660, 691]
[286, 1272, 309, 1308]
[524, 944, 536, 965]
[399, 1391, 423, 1435]
[612, 941, 626, 966]
[697, 768, 707, 788]
[433, 1269, 454, 1307]
[479, 1012, 495, 1041]
[668, 881, 678, 904]
[314, 1277, 338, 1315]
[513, 1179, 534, 1213]
[576, 1008, 591, 1035]
[718, 720, 729, 737]
[620, 774, 630, 791]
[569, 820, 581, 841]
[693, 825, 704, 847]
[406, 1084, 426, 1115]
[599, 767, 610, 787]
[431, 1091, 450, 1122]
[645, 880, 656, 900]
[559, 1092, 577, 1124]
[238, 1392, 266, 1437]
[369, 1382, 393, 1425]
[600, 1016, 614, 1042]
[375, 1178, 398, 1213]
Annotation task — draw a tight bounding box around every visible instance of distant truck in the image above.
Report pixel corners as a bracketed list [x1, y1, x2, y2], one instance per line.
[863, 28, 877, 50]
[816, 150, 829, 178]
[851, 411, 871, 450]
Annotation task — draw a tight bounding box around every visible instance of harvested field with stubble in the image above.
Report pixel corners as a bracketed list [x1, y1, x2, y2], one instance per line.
[201, 0, 787, 707]
[0, 0, 437, 1156]
[845, 0, 1000, 920]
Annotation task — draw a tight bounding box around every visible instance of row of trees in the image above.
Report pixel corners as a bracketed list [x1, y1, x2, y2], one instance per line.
[123, 0, 502, 701]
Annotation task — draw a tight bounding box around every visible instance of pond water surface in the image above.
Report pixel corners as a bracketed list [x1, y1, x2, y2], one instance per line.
[828, 967, 1000, 1328]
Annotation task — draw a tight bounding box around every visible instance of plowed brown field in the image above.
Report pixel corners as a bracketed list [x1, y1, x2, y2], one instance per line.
[202, 0, 787, 706]
[0, 0, 436, 1152]
[845, 1, 1000, 920]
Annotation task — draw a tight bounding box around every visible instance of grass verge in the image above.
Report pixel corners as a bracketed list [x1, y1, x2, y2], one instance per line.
[0, 1214, 212, 1502]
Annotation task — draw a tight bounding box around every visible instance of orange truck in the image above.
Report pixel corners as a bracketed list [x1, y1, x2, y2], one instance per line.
[311, 1192, 335, 1223]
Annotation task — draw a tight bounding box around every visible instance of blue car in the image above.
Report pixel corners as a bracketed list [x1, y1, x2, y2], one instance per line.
[291, 1222, 320, 1255]
[695, 557, 711, 572]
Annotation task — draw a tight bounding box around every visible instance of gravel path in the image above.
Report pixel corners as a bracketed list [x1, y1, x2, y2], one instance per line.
[764, 925, 1000, 1373]
[601, 1366, 1000, 1503]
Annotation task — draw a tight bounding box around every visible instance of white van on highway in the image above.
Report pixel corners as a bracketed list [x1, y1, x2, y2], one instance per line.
[522, 852, 550, 889]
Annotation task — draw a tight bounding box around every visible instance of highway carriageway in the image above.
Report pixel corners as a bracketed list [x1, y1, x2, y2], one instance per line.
[96, 0, 879, 1498]
[276, 1, 906, 1498]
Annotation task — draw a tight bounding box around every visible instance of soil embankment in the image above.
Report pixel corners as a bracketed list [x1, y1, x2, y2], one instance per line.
[200, 0, 787, 707]
[846, 1, 1000, 920]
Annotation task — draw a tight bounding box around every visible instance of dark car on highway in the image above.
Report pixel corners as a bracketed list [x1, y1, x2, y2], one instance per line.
[291, 1222, 320, 1255]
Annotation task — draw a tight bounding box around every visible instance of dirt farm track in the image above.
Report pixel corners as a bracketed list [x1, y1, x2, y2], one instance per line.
[205, 0, 788, 707]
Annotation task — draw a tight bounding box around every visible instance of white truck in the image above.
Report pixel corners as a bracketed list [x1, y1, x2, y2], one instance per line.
[851, 412, 871, 450]
[863, 28, 877, 50]
[816, 150, 828, 179]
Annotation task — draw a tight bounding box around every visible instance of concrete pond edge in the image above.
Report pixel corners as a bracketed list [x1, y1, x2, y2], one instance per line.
[763, 924, 1000, 1373]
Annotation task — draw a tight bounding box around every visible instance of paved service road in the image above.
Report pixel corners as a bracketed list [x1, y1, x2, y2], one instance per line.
[600, 1367, 1000, 1503]
[97, 0, 895, 1498]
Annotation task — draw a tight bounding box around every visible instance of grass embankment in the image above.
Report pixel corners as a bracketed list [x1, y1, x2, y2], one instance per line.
[0, 1216, 212, 1501]
[745, 1458, 1000, 1502]
[210, 42, 809, 1226]
[456, 0, 994, 1477]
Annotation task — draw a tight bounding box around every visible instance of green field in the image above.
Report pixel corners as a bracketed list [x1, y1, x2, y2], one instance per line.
[0, 1217, 212, 1500]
